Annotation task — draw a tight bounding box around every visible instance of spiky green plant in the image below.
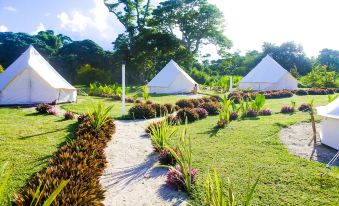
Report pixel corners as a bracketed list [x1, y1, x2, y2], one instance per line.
[204, 168, 259, 206]
[142, 85, 150, 101]
[149, 118, 177, 151]
[290, 100, 296, 110]
[163, 121, 196, 194]
[218, 95, 232, 127]
[88, 103, 113, 130]
[0, 162, 13, 203]
[328, 94, 339, 103]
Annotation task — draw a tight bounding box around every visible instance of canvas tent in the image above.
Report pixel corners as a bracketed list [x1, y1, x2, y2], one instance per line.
[147, 60, 199, 94]
[0, 45, 77, 105]
[317, 98, 339, 150]
[238, 55, 298, 91]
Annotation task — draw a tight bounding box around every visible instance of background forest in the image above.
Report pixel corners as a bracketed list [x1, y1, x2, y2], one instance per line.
[0, 0, 338, 87]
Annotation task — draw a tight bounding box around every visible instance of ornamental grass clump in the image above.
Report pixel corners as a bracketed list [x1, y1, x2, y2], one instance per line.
[64, 111, 75, 120]
[203, 168, 259, 206]
[149, 118, 177, 152]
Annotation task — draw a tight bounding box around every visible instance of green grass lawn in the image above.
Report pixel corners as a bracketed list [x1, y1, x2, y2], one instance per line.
[0, 108, 76, 205]
[2, 93, 339, 205]
[168, 95, 339, 205]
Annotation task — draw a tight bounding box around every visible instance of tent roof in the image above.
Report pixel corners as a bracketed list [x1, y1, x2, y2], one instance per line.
[317, 97, 339, 119]
[240, 55, 296, 83]
[0, 45, 75, 91]
[147, 60, 197, 87]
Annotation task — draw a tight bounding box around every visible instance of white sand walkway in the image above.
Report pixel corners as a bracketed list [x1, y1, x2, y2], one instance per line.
[100, 119, 187, 206]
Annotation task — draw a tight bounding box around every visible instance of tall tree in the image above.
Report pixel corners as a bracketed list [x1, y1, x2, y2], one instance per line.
[317, 49, 339, 72]
[152, 0, 232, 56]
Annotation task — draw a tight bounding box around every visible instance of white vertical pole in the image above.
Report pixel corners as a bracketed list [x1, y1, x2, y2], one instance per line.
[122, 64, 126, 115]
[229, 75, 233, 91]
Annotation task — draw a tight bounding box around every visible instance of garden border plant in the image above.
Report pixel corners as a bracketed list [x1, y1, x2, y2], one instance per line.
[14, 103, 116, 205]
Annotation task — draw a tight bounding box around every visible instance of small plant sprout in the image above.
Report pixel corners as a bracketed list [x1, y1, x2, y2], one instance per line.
[290, 100, 296, 110]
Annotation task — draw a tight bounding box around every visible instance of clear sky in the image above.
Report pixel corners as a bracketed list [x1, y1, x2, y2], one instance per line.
[0, 0, 338, 57]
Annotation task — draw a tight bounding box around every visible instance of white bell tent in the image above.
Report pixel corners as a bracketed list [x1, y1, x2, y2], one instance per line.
[0, 45, 77, 105]
[238, 55, 298, 91]
[317, 98, 339, 150]
[147, 60, 199, 94]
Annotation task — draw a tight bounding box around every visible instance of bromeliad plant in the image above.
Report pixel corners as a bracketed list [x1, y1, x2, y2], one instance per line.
[149, 117, 177, 152]
[204, 168, 259, 206]
[88, 103, 113, 130]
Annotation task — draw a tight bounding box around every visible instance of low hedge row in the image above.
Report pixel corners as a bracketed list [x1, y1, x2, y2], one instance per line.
[228, 88, 339, 102]
[15, 115, 116, 205]
[129, 103, 174, 119]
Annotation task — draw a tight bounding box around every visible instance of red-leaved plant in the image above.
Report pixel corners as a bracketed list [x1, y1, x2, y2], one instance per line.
[64, 111, 75, 120]
[166, 165, 198, 191]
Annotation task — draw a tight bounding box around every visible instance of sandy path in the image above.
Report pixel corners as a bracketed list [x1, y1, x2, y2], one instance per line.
[280, 123, 339, 166]
[100, 119, 187, 206]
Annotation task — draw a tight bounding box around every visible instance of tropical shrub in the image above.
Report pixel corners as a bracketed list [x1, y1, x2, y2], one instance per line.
[301, 65, 337, 88]
[166, 115, 180, 125]
[149, 118, 177, 152]
[47, 107, 58, 116]
[64, 111, 75, 120]
[259, 108, 272, 116]
[89, 82, 122, 98]
[35, 103, 52, 114]
[129, 104, 156, 119]
[201, 102, 221, 115]
[176, 99, 195, 109]
[298, 103, 312, 112]
[281, 106, 295, 114]
[176, 108, 199, 123]
[194, 108, 209, 119]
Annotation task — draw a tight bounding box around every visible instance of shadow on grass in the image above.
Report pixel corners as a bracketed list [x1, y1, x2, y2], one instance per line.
[199, 126, 222, 137]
